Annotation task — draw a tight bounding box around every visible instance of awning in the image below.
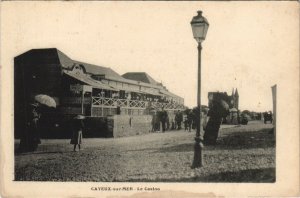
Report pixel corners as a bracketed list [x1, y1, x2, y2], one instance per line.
[140, 88, 161, 96]
[63, 70, 118, 91]
[159, 89, 178, 98]
[117, 86, 142, 94]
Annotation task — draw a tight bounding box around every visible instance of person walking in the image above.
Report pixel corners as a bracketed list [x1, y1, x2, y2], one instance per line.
[151, 114, 156, 132]
[187, 113, 193, 132]
[160, 108, 168, 132]
[70, 115, 85, 152]
[19, 103, 41, 152]
[166, 115, 170, 131]
[171, 119, 175, 130]
[30, 104, 41, 151]
[175, 110, 183, 130]
[184, 118, 188, 131]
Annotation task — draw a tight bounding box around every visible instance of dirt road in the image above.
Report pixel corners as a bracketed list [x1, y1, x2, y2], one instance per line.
[15, 121, 275, 182]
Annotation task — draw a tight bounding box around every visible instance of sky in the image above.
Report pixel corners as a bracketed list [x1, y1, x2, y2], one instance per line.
[1, 1, 299, 112]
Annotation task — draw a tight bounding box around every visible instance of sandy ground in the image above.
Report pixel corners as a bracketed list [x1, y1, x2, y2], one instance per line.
[14, 121, 275, 182]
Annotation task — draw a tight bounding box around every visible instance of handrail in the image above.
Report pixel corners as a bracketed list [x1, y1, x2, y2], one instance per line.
[91, 97, 184, 110]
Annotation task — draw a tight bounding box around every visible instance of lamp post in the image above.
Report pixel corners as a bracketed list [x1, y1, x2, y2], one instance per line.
[191, 10, 209, 168]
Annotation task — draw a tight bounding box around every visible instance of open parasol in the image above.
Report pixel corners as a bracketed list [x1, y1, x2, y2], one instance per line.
[74, 115, 85, 120]
[34, 94, 56, 108]
[219, 99, 229, 111]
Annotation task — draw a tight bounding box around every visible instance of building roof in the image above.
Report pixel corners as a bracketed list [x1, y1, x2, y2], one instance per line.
[122, 72, 160, 85]
[15, 48, 63, 65]
[63, 70, 118, 91]
[74, 61, 126, 82]
[16, 48, 183, 100]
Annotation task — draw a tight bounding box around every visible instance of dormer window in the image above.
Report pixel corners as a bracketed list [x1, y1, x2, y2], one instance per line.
[72, 64, 86, 75]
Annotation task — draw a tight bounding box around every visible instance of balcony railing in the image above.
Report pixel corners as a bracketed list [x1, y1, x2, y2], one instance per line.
[91, 97, 184, 110]
[92, 97, 146, 108]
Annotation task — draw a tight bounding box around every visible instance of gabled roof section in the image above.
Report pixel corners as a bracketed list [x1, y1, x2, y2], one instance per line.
[63, 70, 118, 91]
[74, 61, 125, 82]
[56, 49, 74, 68]
[122, 72, 160, 85]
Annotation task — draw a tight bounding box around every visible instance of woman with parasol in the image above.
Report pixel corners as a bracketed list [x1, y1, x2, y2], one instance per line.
[70, 115, 85, 152]
[19, 95, 56, 152]
[19, 102, 41, 152]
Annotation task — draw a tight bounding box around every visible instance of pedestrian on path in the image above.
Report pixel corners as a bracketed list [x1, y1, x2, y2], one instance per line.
[175, 110, 183, 130]
[70, 115, 85, 152]
[19, 103, 41, 152]
[184, 118, 188, 131]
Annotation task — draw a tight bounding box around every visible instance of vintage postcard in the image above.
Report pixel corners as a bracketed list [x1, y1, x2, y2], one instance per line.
[0, 1, 299, 197]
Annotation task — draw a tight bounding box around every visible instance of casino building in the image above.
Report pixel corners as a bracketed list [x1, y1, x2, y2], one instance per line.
[14, 48, 185, 137]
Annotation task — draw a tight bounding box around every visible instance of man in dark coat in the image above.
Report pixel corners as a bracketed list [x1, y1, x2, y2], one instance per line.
[203, 100, 229, 145]
[175, 110, 183, 130]
[159, 108, 168, 132]
[187, 112, 193, 132]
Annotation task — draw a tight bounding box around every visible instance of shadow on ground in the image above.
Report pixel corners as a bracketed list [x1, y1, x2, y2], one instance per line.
[155, 128, 275, 153]
[126, 168, 275, 183]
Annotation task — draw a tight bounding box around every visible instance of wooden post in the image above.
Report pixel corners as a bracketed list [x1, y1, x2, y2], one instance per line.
[271, 85, 277, 135]
[102, 97, 104, 117]
[91, 96, 93, 117]
[81, 90, 84, 115]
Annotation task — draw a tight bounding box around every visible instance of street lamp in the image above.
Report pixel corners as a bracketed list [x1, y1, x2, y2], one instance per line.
[191, 10, 209, 168]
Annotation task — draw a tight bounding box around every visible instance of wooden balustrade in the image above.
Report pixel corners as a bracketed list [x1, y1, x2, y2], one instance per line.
[91, 97, 184, 110]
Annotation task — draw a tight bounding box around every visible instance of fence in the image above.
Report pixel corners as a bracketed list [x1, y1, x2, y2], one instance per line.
[91, 97, 184, 110]
[61, 96, 184, 117]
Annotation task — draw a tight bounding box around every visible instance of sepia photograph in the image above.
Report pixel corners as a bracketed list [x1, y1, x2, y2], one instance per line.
[0, 1, 299, 197]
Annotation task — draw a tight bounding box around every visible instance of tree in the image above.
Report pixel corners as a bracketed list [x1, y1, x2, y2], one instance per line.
[242, 110, 251, 115]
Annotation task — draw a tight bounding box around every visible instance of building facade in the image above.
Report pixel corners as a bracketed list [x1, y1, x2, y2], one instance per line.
[14, 48, 185, 137]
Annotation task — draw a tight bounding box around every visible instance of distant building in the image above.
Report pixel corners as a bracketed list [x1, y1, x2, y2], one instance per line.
[208, 88, 239, 110]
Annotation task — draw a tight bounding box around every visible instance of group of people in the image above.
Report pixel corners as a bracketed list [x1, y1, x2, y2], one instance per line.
[151, 109, 188, 132]
[181, 100, 230, 146]
[151, 109, 169, 132]
[183, 117, 193, 132]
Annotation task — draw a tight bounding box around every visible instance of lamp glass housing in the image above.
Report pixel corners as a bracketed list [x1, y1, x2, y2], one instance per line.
[191, 11, 209, 43]
[191, 23, 208, 43]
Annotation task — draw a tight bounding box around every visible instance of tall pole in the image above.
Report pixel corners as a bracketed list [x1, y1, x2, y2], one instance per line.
[101, 90, 104, 117]
[81, 90, 84, 115]
[192, 42, 203, 168]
